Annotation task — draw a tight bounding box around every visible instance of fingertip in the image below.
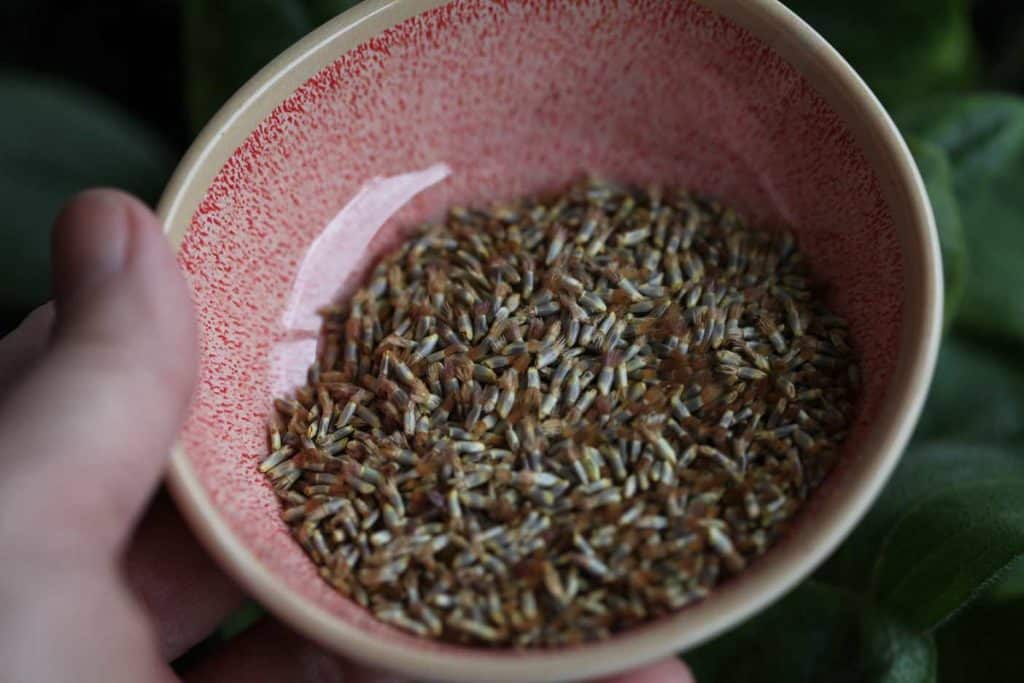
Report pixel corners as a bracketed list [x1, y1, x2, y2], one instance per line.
[51, 187, 197, 398]
[52, 189, 154, 306]
[56, 187, 155, 225]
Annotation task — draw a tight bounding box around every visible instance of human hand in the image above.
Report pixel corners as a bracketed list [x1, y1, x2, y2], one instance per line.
[0, 189, 693, 683]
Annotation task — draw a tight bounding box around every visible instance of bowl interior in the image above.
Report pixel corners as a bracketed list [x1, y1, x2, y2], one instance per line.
[171, 0, 912, 677]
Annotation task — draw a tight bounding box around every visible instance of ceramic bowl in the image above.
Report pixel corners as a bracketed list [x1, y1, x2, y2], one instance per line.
[159, 1, 942, 680]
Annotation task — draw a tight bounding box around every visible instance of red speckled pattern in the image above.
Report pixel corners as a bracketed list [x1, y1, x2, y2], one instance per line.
[177, 0, 902, 653]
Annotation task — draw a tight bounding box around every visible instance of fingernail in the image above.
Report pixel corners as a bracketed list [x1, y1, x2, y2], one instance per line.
[52, 190, 133, 303]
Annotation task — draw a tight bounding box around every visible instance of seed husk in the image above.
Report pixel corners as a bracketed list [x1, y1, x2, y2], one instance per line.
[261, 179, 858, 648]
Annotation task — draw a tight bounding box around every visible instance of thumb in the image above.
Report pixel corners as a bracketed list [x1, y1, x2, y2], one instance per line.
[0, 189, 197, 562]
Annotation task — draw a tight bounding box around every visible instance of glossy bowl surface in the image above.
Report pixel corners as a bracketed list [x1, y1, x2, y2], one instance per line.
[159, 1, 941, 680]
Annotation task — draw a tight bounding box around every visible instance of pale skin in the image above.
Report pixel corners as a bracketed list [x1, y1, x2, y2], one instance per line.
[0, 190, 694, 683]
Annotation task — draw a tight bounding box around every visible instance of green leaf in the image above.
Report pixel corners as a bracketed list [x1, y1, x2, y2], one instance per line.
[818, 441, 1024, 592]
[183, 0, 314, 131]
[0, 72, 174, 311]
[899, 96, 1024, 179]
[906, 138, 966, 329]
[872, 479, 1024, 631]
[303, 0, 361, 22]
[784, 0, 975, 109]
[934, 598, 1024, 683]
[181, 0, 368, 132]
[899, 95, 1024, 344]
[986, 554, 1024, 602]
[914, 336, 1024, 443]
[688, 581, 936, 683]
[859, 612, 938, 683]
[216, 600, 266, 640]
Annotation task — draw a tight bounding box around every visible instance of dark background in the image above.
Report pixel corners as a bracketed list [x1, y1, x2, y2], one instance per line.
[2, 2, 1024, 681]
[1, 1, 189, 147]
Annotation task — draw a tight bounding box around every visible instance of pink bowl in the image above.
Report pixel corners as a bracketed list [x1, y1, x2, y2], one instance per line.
[159, 1, 941, 680]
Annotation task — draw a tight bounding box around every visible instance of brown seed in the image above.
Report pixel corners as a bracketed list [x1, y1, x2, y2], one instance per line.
[259, 179, 857, 648]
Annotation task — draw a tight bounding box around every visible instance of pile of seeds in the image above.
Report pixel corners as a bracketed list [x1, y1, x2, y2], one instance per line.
[260, 179, 858, 647]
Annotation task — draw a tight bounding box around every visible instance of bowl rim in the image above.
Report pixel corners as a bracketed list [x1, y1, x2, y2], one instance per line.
[157, 0, 942, 680]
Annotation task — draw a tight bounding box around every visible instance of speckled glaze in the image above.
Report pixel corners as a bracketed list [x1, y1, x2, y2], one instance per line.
[159, 1, 941, 681]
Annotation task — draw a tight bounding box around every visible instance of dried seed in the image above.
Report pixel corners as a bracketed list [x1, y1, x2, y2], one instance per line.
[261, 180, 857, 648]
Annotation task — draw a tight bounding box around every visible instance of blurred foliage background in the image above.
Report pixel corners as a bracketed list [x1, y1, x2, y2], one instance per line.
[2, 1, 1024, 681]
